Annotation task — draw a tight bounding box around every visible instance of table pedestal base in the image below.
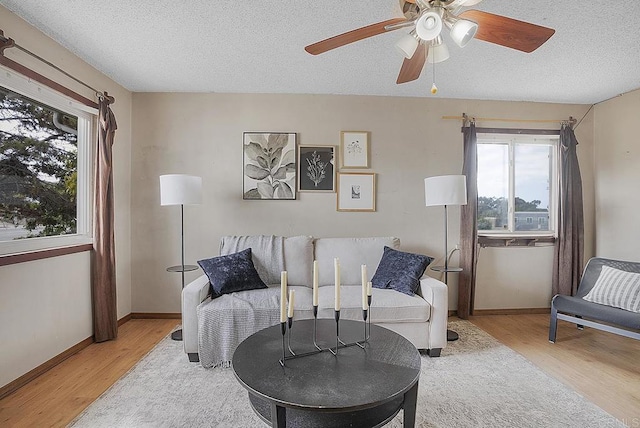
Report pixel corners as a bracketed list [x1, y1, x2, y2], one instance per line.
[248, 393, 404, 428]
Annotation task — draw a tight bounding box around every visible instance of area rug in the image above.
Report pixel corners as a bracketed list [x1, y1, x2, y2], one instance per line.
[69, 320, 623, 427]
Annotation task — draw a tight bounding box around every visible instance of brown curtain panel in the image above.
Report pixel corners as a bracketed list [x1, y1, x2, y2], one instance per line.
[92, 95, 118, 342]
[458, 123, 478, 319]
[552, 124, 584, 296]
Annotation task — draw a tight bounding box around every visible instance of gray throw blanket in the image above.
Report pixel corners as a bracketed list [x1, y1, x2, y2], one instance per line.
[197, 288, 280, 368]
[219, 235, 284, 285]
[198, 235, 285, 368]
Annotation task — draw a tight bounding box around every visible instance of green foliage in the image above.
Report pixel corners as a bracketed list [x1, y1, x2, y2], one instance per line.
[515, 197, 545, 212]
[477, 196, 545, 230]
[0, 88, 78, 238]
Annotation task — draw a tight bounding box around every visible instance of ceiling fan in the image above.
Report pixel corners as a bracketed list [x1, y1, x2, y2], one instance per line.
[304, 0, 555, 86]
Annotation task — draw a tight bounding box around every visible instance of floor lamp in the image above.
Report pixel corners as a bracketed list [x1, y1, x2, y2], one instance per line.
[160, 174, 202, 341]
[425, 174, 467, 342]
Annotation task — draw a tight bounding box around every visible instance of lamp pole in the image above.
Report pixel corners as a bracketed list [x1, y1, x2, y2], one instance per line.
[160, 174, 202, 342]
[181, 203, 185, 289]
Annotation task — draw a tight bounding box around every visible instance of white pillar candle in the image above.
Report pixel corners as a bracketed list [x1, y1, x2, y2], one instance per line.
[288, 289, 295, 318]
[361, 265, 368, 310]
[280, 271, 287, 323]
[334, 258, 341, 311]
[313, 260, 319, 306]
[367, 281, 372, 297]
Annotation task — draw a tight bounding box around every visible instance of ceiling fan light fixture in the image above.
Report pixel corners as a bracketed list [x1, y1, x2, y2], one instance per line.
[428, 36, 450, 63]
[395, 31, 420, 59]
[448, 18, 478, 48]
[415, 10, 443, 41]
[461, 0, 484, 6]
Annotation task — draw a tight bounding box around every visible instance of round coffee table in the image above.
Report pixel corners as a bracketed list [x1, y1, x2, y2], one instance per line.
[232, 319, 421, 428]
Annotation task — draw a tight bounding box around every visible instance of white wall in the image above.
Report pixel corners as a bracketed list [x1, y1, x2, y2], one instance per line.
[0, 6, 132, 388]
[130, 93, 594, 314]
[594, 88, 640, 259]
[0, 253, 91, 387]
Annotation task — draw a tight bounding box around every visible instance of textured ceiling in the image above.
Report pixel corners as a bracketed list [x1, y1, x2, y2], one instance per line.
[2, 0, 640, 104]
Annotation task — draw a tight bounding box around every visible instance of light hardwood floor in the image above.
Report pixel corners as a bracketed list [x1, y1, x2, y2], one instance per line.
[471, 314, 640, 426]
[1, 315, 638, 427]
[0, 319, 178, 428]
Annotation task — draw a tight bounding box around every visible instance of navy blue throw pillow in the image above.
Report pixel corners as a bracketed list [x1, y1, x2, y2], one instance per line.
[198, 248, 267, 297]
[371, 246, 433, 296]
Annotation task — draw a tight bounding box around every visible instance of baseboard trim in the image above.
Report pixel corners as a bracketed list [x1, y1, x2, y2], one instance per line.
[0, 336, 93, 400]
[118, 313, 132, 326]
[0, 313, 132, 400]
[131, 312, 181, 319]
[448, 310, 458, 317]
[472, 308, 551, 316]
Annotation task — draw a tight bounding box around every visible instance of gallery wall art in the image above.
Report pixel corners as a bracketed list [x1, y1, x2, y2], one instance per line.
[243, 132, 297, 200]
[340, 131, 370, 168]
[298, 145, 336, 192]
[337, 172, 376, 212]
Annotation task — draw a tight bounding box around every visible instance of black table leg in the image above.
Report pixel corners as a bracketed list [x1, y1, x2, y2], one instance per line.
[270, 402, 286, 428]
[403, 381, 418, 428]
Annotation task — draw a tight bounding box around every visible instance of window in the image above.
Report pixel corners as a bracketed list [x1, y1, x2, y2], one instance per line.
[0, 70, 94, 255]
[477, 133, 557, 235]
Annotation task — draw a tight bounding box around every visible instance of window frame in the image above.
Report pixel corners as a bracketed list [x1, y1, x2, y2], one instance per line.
[476, 132, 559, 238]
[0, 66, 96, 256]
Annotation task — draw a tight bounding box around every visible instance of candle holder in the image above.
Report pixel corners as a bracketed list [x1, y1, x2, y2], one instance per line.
[356, 308, 368, 349]
[367, 294, 372, 341]
[312, 305, 321, 351]
[278, 301, 373, 365]
[279, 322, 286, 367]
[287, 316, 296, 356]
[328, 310, 341, 356]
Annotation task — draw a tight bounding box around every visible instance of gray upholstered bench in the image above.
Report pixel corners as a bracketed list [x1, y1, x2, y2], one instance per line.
[549, 257, 640, 343]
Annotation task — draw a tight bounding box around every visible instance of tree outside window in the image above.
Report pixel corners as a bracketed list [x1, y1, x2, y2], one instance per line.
[0, 86, 78, 242]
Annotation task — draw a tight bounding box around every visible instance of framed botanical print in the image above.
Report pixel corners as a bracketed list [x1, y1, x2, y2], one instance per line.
[337, 172, 376, 212]
[243, 132, 297, 200]
[298, 145, 336, 192]
[340, 131, 370, 168]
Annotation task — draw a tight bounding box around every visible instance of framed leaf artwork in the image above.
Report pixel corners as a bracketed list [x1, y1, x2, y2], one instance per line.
[243, 132, 297, 200]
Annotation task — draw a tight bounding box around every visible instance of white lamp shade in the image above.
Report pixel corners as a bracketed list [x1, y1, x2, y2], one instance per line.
[424, 175, 467, 206]
[427, 42, 450, 63]
[415, 10, 443, 41]
[160, 174, 202, 206]
[396, 33, 420, 59]
[450, 18, 478, 48]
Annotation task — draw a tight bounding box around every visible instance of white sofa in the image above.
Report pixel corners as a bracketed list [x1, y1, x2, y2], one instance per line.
[182, 236, 448, 364]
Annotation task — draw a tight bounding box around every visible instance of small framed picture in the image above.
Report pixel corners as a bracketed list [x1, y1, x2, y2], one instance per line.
[298, 145, 336, 192]
[243, 132, 297, 200]
[340, 131, 370, 168]
[337, 172, 376, 212]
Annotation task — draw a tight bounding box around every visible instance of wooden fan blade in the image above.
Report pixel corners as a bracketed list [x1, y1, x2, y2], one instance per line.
[396, 44, 427, 84]
[460, 10, 555, 53]
[305, 18, 408, 55]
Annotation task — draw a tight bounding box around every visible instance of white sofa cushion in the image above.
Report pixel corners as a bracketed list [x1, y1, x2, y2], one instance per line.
[317, 285, 430, 323]
[314, 237, 400, 286]
[284, 236, 314, 287]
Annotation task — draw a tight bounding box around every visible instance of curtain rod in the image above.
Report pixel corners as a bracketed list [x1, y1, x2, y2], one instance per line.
[443, 115, 577, 126]
[0, 29, 112, 108]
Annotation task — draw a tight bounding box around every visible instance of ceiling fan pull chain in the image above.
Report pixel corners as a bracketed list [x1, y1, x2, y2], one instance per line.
[431, 61, 438, 94]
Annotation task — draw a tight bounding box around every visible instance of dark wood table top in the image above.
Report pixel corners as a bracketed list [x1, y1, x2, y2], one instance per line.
[232, 319, 421, 413]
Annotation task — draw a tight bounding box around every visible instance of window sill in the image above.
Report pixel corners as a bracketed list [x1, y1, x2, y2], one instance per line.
[478, 235, 556, 248]
[0, 243, 93, 267]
